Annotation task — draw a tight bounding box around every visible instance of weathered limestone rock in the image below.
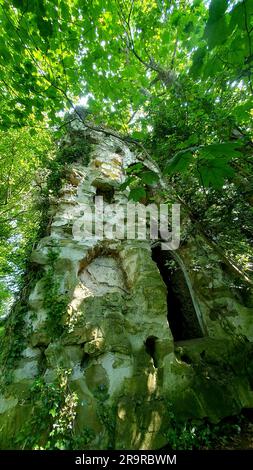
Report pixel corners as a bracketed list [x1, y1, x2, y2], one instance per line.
[0, 123, 252, 450]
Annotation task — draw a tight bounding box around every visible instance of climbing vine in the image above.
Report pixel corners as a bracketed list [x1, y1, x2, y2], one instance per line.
[42, 247, 69, 339]
[14, 368, 95, 450]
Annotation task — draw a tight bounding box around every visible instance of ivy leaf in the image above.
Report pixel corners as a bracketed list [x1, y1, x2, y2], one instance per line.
[49, 408, 57, 417]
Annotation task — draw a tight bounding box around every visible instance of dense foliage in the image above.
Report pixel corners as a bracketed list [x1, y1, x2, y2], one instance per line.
[0, 0, 252, 311]
[0, 128, 52, 314]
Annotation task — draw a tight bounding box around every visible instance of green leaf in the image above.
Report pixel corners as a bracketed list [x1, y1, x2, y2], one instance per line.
[208, 0, 227, 23]
[162, 30, 171, 42]
[0, 43, 11, 62]
[198, 142, 242, 161]
[164, 150, 193, 175]
[37, 16, 53, 39]
[128, 187, 146, 202]
[204, 16, 228, 49]
[46, 87, 58, 99]
[230, 0, 253, 32]
[195, 142, 242, 188]
[131, 131, 146, 140]
[60, 2, 70, 20]
[12, 0, 26, 8]
[140, 171, 159, 185]
[120, 175, 136, 190]
[233, 101, 253, 122]
[126, 163, 144, 174]
[202, 55, 222, 78]
[196, 158, 234, 188]
[190, 48, 206, 78]
[229, 2, 244, 32]
[49, 408, 57, 418]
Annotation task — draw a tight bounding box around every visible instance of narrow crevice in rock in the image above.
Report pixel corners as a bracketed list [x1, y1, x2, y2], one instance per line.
[38, 346, 47, 375]
[180, 353, 192, 364]
[81, 352, 90, 370]
[145, 336, 158, 367]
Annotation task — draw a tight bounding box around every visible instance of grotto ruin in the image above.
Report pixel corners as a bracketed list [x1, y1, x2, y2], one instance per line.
[0, 119, 253, 450]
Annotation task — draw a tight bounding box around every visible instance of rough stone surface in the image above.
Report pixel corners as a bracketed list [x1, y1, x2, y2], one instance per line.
[0, 126, 252, 450]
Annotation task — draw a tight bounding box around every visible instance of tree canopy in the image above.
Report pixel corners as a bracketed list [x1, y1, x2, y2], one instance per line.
[0, 0, 252, 130]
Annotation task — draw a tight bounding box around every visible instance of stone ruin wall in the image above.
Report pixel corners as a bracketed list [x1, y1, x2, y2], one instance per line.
[0, 125, 253, 449]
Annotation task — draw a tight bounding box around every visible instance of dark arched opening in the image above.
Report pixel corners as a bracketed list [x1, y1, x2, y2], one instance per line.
[152, 245, 204, 341]
[93, 186, 115, 203]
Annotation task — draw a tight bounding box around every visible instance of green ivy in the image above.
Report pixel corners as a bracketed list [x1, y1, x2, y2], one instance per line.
[94, 386, 116, 449]
[163, 404, 243, 450]
[14, 369, 95, 450]
[42, 248, 69, 339]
